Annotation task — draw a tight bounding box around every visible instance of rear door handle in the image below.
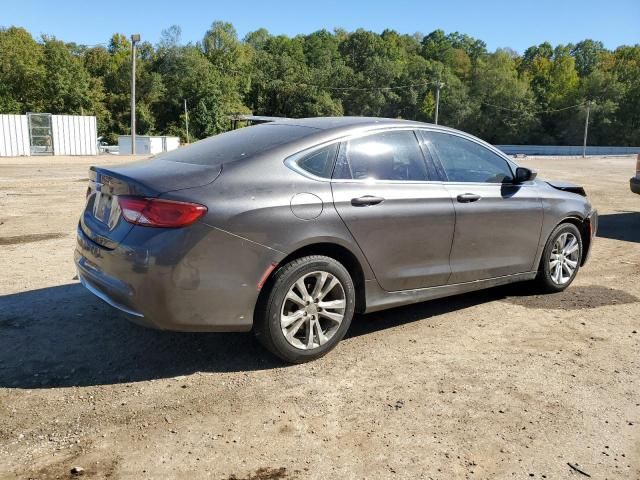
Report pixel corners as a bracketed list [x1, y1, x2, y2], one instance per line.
[351, 195, 385, 206]
[457, 193, 481, 203]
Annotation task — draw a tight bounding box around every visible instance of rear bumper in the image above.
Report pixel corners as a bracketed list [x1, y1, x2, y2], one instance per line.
[76, 255, 144, 318]
[630, 176, 640, 194]
[74, 222, 283, 332]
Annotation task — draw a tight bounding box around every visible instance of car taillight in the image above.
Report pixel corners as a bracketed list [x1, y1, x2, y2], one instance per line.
[636, 154, 640, 175]
[118, 196, 207, 228]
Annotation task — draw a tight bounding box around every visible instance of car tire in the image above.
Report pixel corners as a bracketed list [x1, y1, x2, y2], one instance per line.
[536, 222, 583, 293]
[254, 255, 356, 363]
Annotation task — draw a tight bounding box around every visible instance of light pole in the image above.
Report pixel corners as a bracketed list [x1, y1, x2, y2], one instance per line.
[434, 80, 444, 125]
[130, 34, 140, 155]
[184, 99, 190, 144]
[582, 101, 592, 159]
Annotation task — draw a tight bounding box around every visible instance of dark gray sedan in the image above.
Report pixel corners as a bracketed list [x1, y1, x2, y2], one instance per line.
[75, 117, 597, 362]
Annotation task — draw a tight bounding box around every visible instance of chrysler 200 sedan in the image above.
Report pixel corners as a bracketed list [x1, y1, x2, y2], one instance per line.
[75, 117, 597, 363]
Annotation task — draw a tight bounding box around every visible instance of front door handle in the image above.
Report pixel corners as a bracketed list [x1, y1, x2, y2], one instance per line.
[457, 193, 481, 203]
[351, 195, 385, 207]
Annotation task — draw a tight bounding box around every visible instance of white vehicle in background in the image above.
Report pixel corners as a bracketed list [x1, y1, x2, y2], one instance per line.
[97, 137, 119, 155]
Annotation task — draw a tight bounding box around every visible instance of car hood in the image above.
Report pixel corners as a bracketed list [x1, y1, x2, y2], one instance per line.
[544, 180, 586, 196]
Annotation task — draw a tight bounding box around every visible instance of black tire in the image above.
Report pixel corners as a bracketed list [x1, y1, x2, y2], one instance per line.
[536, 222, 583, 293]
[254, 255, 356, 363]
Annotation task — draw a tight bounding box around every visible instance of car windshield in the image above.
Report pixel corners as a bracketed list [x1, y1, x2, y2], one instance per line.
[157, 123, 318, 166]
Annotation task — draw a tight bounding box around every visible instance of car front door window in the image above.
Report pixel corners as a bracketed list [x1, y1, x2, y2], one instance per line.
[423, 132, 513, 183]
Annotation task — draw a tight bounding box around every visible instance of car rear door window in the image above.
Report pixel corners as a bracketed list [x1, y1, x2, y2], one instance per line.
[423, 131, 513, 183]
[333, 130, 429, 181]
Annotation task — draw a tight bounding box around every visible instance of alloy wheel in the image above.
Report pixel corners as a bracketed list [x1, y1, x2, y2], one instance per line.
[280, 270, 346, 350]
[549, 232, 580, 285]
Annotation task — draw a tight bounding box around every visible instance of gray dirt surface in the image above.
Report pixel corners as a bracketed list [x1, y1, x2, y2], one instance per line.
[0, 154, 639, 479]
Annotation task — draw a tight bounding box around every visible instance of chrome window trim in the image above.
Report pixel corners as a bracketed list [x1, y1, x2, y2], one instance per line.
[283, 125, 524, 186]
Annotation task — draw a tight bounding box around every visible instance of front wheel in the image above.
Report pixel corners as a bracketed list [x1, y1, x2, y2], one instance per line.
[254, 255, 356, 363]
[536, 223, 583, 292]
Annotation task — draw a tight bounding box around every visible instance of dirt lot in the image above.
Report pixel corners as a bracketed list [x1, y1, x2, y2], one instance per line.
[0, 154, 639, 479]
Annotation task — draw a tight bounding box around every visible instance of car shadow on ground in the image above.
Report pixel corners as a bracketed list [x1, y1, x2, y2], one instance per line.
[597, 211, 640, 243]
[0, 282, 521, 389]
[347, 287, 511, 339]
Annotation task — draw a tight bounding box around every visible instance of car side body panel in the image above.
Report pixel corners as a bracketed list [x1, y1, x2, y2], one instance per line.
[331, 180, 455, 291]
[443, 182, 544, 283]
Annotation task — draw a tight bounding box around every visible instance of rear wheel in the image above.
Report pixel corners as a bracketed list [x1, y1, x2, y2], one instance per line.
[536, 223, 583, 292]
[254, 255, 356, 363]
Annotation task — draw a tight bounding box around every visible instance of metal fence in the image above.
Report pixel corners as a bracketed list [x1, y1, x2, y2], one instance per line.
[0, 115, 30, 156]
[496, 145, 640, 156]
[0, 114, 97, 156]
[51, 115, 97, 156]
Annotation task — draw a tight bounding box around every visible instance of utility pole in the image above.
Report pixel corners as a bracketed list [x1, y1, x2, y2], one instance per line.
[434, 80, 444, 125]
[582, 101, 592, 158]
[184, 99, 190, 144]
[130, 34, 140, 155]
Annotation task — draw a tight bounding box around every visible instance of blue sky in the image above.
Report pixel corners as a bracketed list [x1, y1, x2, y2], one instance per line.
[5, 0, 639, 52]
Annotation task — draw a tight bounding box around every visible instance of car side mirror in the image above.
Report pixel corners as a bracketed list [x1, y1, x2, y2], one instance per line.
[514, 167, 537, 183]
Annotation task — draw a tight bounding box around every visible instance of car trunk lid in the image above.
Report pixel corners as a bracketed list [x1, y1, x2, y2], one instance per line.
[80, 159, 221, 249]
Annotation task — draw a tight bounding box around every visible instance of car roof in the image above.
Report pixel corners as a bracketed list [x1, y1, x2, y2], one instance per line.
[249, 116, 475, 156]
[268, 116, 457, 133]
[251, 116, 518, 170]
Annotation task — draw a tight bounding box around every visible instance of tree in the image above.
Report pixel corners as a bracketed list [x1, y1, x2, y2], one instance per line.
[469, 50, 537, 143]
[203, 21, 241, 71]
[571, 40, 605, 77]
[0, 27, 45, 112]
[41, 37, 97, 114]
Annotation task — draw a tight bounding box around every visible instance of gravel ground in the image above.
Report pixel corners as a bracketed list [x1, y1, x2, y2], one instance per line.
[0, 154, 638, 479]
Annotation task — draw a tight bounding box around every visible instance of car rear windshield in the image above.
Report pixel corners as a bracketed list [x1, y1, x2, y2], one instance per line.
[157, 124, 318, 166]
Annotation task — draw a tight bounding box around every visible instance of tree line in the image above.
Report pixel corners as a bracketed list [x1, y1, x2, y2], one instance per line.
[1, 22, 639, 145]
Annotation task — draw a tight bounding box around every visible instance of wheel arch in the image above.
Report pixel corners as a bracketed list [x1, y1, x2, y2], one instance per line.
[259, 242, 368, 315]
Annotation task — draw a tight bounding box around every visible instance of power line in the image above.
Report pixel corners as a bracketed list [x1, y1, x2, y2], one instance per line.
[480, 101, 588, 115]
[301, 80, 434, 91]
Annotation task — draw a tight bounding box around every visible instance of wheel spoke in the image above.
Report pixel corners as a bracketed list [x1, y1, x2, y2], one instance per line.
[285, 317, 306, 340]
[318, 299, 346, 310]
[281, 310, 304, 329]
[565, 258, 577, 269]
[319, 309, 343, 324]
[314, 319, 328, 346]
[562, 263, 574, 277]
[553, 263, 562, 283]
[311, 271, 328, 299]
[306, 320, 314, 348]
[559, 233, 568, 248]
[295, 277, 311, 301]
[564, 237, 578, 254]
[286, 290, 306, 307]
[319, 277, 339, 300]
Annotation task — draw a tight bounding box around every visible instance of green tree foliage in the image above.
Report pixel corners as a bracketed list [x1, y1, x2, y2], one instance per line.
[0, 23, 638, 145]
[0, 27, 45, 112]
